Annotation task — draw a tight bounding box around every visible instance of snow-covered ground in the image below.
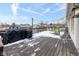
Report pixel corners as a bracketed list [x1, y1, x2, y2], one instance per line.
[4, 31, 64, 47]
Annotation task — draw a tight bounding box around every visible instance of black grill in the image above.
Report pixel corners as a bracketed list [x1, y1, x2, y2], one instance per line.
[0, 29, 32, 45]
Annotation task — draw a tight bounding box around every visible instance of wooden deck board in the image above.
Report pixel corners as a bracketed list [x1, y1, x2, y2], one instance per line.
[4, 37, 78, 56]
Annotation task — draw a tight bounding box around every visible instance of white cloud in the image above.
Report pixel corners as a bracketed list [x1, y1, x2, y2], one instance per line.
[43, 7, 51, 14]
[19, 7, 44, 16]
[52, 3, 66, 14]
[53, 7, 65, 14]
[42, 4, 66, 14]
[11, 3, 19, 16]
[0, 16, 29, 24]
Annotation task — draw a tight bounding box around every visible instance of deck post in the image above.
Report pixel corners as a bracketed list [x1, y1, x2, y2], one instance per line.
[74, 18, 79, 52]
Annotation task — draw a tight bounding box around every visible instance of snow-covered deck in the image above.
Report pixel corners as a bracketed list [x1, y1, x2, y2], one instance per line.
[4, 31, 78, 56]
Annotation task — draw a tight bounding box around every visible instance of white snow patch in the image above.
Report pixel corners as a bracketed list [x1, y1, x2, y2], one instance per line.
[33, 31, 61, 39]
[4, 40, 24, 47]
[34, 47, 40, 52]
[34, 42, 39, 45]
[4, 38, 30, 47]
[55, 43, 58, 47]
[60, 31, 64, 36]
[28, 43, 34, 47]
[20, 49, 27, 53]
[20, 50, 24, 53]
[12, 46, 17, 49]
[55, 40, 59, 47]
[24, 39, 31, 43]
[28, 42, 39, 47]
[19, 45, 24, 48]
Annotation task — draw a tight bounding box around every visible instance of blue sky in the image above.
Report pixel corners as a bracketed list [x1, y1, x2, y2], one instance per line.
[0, 3, 66, 24]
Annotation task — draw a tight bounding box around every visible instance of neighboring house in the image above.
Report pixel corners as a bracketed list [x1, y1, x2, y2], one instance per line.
[20, 24, 31, 30]
[9, 23, 31, 30]
[0, 24, 10, 31]
[33, 24, 65, 33]
[66, 3, 79, 51]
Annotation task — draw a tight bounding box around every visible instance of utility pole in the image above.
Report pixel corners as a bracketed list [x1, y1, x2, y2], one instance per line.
[32, 18, 33, 36]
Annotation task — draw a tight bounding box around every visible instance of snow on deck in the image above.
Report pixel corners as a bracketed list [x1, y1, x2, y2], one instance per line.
[33, 31, 61, 39]
[4, 38, 30, 47]
[60, 31, 64, 36]
[28, 42, 39, 47]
